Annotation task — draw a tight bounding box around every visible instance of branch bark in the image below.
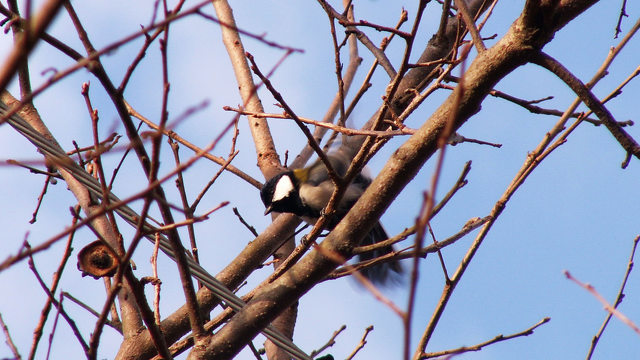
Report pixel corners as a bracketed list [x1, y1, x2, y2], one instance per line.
[211, 0, 282, 178]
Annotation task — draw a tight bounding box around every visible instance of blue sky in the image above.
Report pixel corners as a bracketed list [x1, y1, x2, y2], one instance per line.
[1, 1, 639, 359]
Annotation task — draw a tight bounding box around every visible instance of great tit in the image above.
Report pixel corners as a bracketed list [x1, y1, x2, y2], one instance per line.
[260, 150, 402, 284]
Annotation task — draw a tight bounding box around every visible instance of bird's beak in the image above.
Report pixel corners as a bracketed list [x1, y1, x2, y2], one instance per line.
[264, 205, 273, 215]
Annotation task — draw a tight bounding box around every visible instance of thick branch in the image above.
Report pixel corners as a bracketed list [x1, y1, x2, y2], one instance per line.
[211, 0, 282, 178]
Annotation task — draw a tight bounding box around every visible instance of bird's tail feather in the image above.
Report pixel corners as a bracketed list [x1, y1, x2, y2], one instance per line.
[357, 222, 403, 285]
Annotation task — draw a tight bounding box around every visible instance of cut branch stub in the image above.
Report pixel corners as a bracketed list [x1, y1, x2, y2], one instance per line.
[77, 240, 119, 279]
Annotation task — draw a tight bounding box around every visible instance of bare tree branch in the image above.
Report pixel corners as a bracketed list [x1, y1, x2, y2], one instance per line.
[421, 317, 550, 358]
[531, 52, 640, 164]
[586, 235, 640, 358]
[193, 2, 603, 359]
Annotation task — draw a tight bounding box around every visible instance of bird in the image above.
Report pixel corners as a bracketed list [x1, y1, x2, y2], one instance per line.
[260, 149, 402, 285]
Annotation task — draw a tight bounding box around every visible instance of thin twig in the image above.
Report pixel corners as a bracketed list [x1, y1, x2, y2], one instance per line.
[190, 151, 238, 211]
[28, 175, 52, 224]
[587, 235, 640, 359]
[28, 251, 89, 354]
[233, 207, 259, 237]
[565, 270, 640, 336]
[0, 312, 21, 360]
[338, 19, 412, 39]
[80, 81, 120, 234]
[45, 294, 62, 360]
[5, 159, 61, 177]
[169, 137, 199, 266]
[421, 317, 550, 358]
[327, 7, 348, 137]
[346, 325, 373, 360]
[60, 292, 121, 332]
[448, 132, 502, 148]
[310, 324, 346, 358]
[316, 0, 397, 78]
[614, 0, 629, 38]
[151, 233, 162, 326]
[224, 106, 416, 137]
[126, 103, 261, 189]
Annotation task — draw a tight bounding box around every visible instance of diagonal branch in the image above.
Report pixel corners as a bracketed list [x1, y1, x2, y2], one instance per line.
[587, 235, 640, 358]
[531, 52, 640, 164]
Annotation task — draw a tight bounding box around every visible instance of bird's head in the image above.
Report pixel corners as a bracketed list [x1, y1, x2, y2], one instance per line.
[260, 171, 299, 215]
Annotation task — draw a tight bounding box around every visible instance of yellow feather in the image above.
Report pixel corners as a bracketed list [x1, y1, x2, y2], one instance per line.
[293, 168, 310, 183]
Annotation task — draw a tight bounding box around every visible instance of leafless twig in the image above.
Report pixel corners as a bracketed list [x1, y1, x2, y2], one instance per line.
[224, 106, 416, 137]
[233, 207, 259, 237]
[310, 324, 346, 358]
[614, 0, 629, 38]
[421, 317, 550, 358]
[346, 325, 373, 360]
[565, 269, 640, 336]
[587, 235, 640, 358]
[0, 312, 21, 360]
[28, 251, 89, 354]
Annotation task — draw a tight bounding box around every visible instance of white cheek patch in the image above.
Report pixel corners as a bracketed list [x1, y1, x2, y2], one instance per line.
[273, 176, 295, 202]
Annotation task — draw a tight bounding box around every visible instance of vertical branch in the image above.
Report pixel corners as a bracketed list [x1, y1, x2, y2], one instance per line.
[6, 0, 32, 99]
[81, 82, 120, 233]
[169, 139, 200, 266]
[152, 0, 207, 343]
[151, 234, 162, 326]
[586, 235, 640, 359]
[211, 0, 281, 177]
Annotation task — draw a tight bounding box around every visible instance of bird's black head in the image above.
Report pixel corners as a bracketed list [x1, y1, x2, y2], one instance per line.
[260, 171, 302, 215]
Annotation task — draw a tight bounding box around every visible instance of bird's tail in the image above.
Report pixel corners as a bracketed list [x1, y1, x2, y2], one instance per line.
[357, 222, 403, 285]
